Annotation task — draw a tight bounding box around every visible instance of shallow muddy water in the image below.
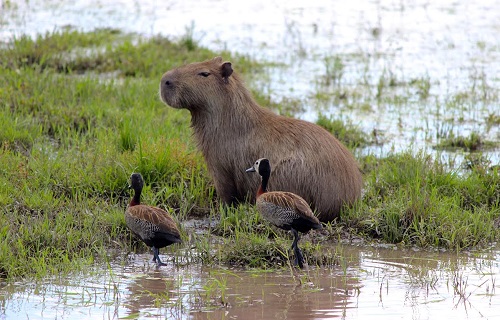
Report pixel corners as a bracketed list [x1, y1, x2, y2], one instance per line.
[1, 0, 499, 163]
[1, 244, 499, 319]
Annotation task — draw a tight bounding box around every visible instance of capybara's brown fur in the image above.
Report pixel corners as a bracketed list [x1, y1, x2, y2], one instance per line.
[159, 57, 362, 222]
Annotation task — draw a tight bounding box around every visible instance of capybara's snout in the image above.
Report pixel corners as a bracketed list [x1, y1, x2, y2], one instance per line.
[159, 71, 177, 107]
[161, 70, 175, 89]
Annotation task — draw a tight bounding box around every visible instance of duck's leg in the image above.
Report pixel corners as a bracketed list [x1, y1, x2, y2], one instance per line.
[294, 244, 304, 269]
[291, 228, 304, 269]
[152, 247, 167, 266]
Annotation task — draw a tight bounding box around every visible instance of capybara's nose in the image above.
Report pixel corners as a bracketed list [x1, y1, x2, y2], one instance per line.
[161, 71, 175, 89]
[163, 77, 173, 88]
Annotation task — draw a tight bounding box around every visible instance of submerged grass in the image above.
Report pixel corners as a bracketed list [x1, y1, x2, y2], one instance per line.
[434, 131, 497, 152]
[0, 29, 499, 281]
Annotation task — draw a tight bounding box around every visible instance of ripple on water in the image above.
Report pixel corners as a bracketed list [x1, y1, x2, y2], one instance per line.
[1, 245, 499, 319]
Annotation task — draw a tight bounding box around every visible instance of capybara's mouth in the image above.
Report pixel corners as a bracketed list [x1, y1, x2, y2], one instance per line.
[159, 84, 170, 105]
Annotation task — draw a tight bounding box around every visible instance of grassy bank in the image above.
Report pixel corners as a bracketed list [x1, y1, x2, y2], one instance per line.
[0, 30, 499, 280]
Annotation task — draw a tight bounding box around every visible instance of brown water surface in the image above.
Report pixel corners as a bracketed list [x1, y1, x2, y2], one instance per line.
[1, 245, 499, 319]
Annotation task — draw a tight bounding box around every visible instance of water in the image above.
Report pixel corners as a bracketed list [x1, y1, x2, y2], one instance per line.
[1, 245, 499, 319]
[1, 0, 498, 163]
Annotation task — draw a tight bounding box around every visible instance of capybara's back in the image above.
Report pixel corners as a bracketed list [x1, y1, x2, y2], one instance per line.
[160, 57, 362, 222]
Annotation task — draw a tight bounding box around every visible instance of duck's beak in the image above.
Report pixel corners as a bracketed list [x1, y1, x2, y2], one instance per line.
[246, 166, 256, 173]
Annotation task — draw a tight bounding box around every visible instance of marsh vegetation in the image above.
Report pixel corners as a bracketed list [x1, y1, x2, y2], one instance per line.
[0, 29, 498, 283]
[1, 0, 500, 317]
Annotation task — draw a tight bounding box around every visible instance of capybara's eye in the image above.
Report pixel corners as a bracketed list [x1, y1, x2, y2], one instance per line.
[198, 72, 210, 77]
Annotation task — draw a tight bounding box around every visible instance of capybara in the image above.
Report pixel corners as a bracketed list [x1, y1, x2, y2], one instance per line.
[159, 57, 362, 222]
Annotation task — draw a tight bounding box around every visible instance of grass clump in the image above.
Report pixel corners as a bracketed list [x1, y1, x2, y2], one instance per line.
[204, 205, 333, 269]
[434, 131, 497, 152]
[321, 55, 345, 87]
[0, 28, 252, 77]
[485, 113, 500, 130]
[315, 114, 371, 148]
[345, 152, 500, 249]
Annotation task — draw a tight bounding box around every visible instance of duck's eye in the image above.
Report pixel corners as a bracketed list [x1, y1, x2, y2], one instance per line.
[198, 71, 210, 77]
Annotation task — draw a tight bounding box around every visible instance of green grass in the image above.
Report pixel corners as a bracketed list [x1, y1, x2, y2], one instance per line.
[434, 131, 497, 152]
[0, 28, 254, 77]
[0, 29, 241, 279]
[345, 152, 500, 249]
[315, 113, 372, 148]
[486, 113, 500, 130]
[0, 29, 499, 281]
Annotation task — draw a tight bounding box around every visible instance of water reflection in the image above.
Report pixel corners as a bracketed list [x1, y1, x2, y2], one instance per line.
[1, 245, 499, 319]
[188, 267, 360, 320]
[352, 247, 499, 319]
[122, 272, 177, 318]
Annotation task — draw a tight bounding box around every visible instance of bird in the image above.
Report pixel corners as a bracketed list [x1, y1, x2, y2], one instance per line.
[125, 173, 182, 266]
[246, 158, 322, 268]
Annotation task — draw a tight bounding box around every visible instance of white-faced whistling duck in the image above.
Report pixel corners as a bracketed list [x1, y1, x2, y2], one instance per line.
[246, 158, 322, 268]
[125, 173, 181, 266]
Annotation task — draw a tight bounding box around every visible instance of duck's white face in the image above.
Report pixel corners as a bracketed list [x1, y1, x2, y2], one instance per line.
[246, 158, 266, 174]
[254, 158, 268, 172]
[254, 158, 264, 171]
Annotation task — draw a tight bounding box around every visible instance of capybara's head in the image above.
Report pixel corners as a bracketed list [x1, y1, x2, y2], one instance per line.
[159, 57, 233, 111]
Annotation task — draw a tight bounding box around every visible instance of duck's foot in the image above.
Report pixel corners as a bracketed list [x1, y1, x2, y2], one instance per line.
[291, 229, 304, 269]
[152, 247, 167, 267]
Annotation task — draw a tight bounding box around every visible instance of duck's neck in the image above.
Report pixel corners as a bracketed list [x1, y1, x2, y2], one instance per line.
[257, 174, 269, 197]
[130, 189, 141, 206]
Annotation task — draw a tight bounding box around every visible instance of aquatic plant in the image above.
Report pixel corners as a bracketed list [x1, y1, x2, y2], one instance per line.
[434, 131, 497, 152]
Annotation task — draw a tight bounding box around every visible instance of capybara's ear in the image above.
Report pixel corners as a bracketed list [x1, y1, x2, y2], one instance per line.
[221, 62, 233, 84]
[213, 56, 223, 63]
